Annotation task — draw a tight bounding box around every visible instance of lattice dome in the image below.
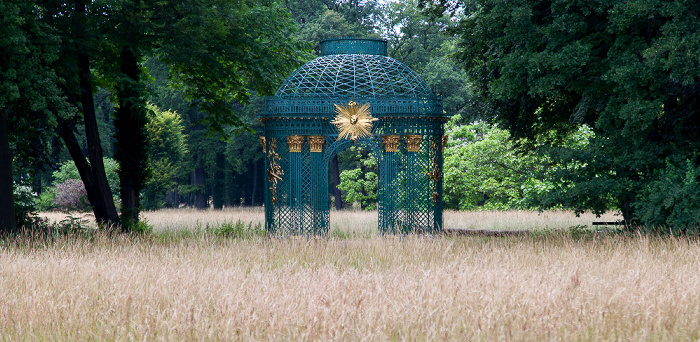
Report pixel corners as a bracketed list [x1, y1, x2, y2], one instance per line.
[275, 54, 435, 99]
[260, 38, 443, 120]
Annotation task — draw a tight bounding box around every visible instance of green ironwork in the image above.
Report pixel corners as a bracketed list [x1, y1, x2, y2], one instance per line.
[319, 38, 388, 56]
[259, 38, 448, 235]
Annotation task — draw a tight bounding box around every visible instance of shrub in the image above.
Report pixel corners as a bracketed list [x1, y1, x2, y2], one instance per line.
[36, 188, 56, 211]
[13, 177, 39, 228]
[53, 179, 90, 211]
[53, 158, 120, 198]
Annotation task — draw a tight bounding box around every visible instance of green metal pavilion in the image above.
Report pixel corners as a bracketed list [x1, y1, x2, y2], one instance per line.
[258, 38, 449, 235]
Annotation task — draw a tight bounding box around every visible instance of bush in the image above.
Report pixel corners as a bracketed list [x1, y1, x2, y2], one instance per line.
[13, 177, 39, 228]
[36, 190, 56, 211]
[53, 179, 90, 211]
[53, 158, 120, 198]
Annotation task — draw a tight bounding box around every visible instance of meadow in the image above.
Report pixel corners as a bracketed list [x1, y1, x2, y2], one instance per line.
[1, 208, 698, 340]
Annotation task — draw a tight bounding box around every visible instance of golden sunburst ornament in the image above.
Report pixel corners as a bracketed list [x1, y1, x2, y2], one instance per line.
[331, 100, 378, 141]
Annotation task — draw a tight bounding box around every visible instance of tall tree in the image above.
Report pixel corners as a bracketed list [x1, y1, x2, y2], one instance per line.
[0, 0, 68, 231]
[288, 0, 382, 47]
[421, 0, 700, 229]
[101, 0, 305, 228]
[143, 104, 188, 210]
[46, 0, 121, 228]
[383, 0, 449, 72]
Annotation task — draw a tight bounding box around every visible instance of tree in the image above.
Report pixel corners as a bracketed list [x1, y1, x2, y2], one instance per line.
[442, 117, 594, 210]
[382, 0, 477, 119]
[443, 121, 535, 210]
[143, 105, 188, 209]
[42, 0, 307, 229]
[0, 0, 68, 231]
[288, 0, 382, 45]
[383, 0, 449, 73]
[421, 55, 472, 116]
[421, 0, 700, 229]
[44, 0, 121, 229]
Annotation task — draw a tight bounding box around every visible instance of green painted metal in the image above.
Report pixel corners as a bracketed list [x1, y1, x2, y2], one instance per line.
[259, 38, 448, 235]
[319, 38, 388, 56]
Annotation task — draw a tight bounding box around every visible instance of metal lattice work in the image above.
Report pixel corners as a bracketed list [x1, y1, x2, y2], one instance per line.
[275, 54, 434, 99]
[259, 38, 449, 236]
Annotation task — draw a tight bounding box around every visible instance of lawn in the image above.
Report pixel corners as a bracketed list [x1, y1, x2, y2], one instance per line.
[1, 209, 697, 340]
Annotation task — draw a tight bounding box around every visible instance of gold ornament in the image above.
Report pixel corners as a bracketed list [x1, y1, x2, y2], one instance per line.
[287, 135, 304, 152]
[426, 162, 443, 183]
[441, 135, 448, 152]
[430, 137, 439, 152]
[308, 135, 325, 153]
[331, 100, 378, 141]
[266, 138, 283, 204]
[427, 137, 443, 203]
[404, 135, 423, 152]
[382, 135, 400, 152]
[259, 136, 266, 153]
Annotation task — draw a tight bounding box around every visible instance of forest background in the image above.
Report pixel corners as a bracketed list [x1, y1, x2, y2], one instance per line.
[2, 0, 699, 233]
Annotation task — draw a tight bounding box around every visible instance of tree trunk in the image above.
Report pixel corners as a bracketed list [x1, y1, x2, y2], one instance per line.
[620, 198, 635, 228]
[331, 154, 343, 210]
[212, 152, 225, 209]
[251, 158, 258, 206]
[114, 46, 149, 230]
[165, 178, 179, 208]
[77, 52, 120, 228]
[0, 108, 17, 233]
[194, 165, 207, 209]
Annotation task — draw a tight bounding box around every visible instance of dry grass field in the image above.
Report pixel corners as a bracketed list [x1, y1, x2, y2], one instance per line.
[41, 207, 622, 234]
[2, 208, 697, 340]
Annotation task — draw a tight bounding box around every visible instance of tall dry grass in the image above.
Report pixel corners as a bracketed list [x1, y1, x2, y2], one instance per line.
[40, 207, 620, 233]
[1, 230, 700, 341]
[443, 209, 621, 231]
[19, 209, 694, 340]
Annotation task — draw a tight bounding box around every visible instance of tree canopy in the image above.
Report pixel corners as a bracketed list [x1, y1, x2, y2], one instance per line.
[0, 0, 70, 232]
[421, 0, 700, 230]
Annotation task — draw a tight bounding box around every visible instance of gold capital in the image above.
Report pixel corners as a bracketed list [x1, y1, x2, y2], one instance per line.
[404, 135, 423, 152]
[308, 135, 325, 153]
[287, 135, 304, 152]
[382, 135, 401, 152]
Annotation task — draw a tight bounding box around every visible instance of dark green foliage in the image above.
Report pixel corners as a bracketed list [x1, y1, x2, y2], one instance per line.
[422, 56, 472, 116]
[288, 0, 382, 47]
[0, 0, 69, 231]
[635, 159, 700, 233]
[421, 0, 700, 231]
[155, 0, 310, 137]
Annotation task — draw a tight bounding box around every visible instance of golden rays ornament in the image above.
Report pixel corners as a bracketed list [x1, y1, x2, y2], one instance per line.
[331, 100, 378, 141]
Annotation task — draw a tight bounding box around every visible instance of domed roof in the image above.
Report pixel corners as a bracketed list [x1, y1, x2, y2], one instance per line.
[275, 54, 435, 99]
[260, 38, 443, 119]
